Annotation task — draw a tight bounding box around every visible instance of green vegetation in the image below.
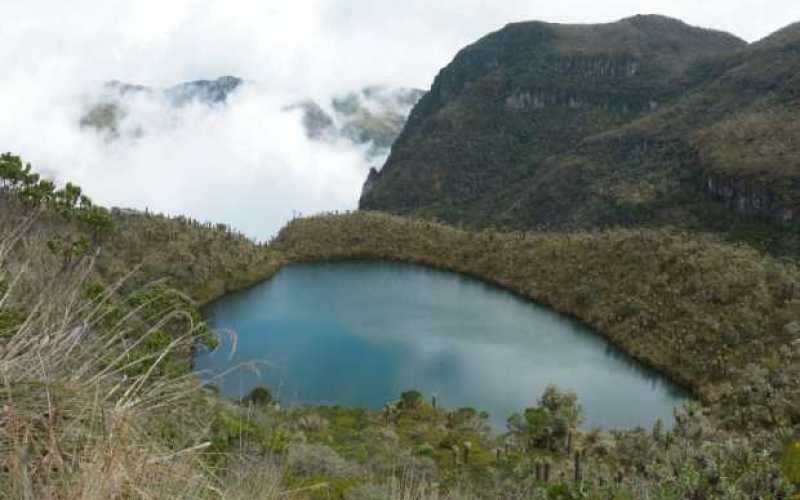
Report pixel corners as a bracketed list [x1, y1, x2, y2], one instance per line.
[95, 208, 283, 304]
[2, 162, 800, 497]
[244, 386, 275, 406]
[0, 153, 283, 306]
[1, 153, 114, 235]
[0, 229, 219, 498]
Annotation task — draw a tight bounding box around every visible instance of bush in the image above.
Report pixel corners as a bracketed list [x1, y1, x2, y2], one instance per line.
[401, 390, 424, 410]
[297, 413, 330, 432]
[244, 386, 274, 406]
[287, 443, 363, 478]
[782, 442, 800, 485]
[507, 386, 584, 452]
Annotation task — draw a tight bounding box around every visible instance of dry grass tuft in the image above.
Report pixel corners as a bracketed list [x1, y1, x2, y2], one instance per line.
[0, 221, 219, 499]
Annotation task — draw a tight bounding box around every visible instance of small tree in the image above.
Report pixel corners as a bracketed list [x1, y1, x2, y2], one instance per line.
[55, 182, 83, 212]
[400, 390, 423, 410]
[0, 153, 24, 189]
[539, 385, 584, 440]
[78, 205, 115, 243]
[507, 385, 584, 452]
[20, 179, 55, 204]
[244, 386, 273, 406]
[507, 406, 552, 451]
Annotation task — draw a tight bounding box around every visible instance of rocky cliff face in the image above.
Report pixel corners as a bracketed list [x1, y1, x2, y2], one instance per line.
[360, 15, 800, 235]
[361, 167, 381, 198]
[705, 175, 798, 223]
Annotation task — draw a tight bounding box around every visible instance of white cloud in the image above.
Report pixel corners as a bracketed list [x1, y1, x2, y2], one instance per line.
[1, 1, 798, 238]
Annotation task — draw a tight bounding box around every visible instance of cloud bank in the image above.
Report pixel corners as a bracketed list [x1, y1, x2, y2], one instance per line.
[2, 0, 798, 238]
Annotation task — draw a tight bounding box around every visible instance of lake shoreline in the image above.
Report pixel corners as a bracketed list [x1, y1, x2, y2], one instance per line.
[278, 255, 699, 399]
[271, 212, 800, 412]
[198, 259, 692, 429]
[197, 251, 700, 408]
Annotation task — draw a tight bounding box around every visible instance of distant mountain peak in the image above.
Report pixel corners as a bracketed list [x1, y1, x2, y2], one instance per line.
[165, 76, 244, 106]
[79, 76, 424, 163]
[286, 86, 426, 159]
[100, 75, 242, 103]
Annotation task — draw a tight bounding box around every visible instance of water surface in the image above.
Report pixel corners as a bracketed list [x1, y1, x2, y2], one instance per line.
[195, 262, 689, 429]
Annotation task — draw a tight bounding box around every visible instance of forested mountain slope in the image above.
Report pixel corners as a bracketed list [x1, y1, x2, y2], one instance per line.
[360, 15, 800, 254]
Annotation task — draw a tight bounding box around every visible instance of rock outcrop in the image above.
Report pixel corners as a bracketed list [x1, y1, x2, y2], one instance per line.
[705, 175, 798, 224]
[361, 167, 381, 197]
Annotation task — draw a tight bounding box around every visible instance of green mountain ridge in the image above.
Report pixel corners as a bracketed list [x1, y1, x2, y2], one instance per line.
[360, 15, 800, 241]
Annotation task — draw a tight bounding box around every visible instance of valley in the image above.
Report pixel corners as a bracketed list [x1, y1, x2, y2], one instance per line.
[2, 10, 800, 500]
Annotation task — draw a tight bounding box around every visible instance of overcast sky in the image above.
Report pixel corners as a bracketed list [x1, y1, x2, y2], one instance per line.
[2, 1, 798, 238]
[4, 0, 797, 90]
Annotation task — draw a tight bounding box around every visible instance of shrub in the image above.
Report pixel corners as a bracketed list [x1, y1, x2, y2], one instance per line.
[0, 234, 220, 498]
[244, 386, 274, 406]
[401, 390, 424, 410]
[297, 413, 330, 433]
[287, 443, 363, 478]
[782, 442, 800, 485]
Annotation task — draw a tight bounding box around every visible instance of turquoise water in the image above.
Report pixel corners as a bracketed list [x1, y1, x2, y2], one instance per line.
[195, 261, 689, 429]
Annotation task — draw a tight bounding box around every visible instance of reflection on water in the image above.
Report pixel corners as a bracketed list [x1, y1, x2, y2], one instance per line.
[195, 262, 690, 429]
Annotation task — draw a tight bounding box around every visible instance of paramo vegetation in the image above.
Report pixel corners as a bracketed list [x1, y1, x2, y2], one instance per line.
[0, 152, 114, 235]
[2, 158, 800, 498]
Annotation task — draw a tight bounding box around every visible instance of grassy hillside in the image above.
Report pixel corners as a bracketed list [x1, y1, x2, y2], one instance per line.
[95, 209, 283, 305]
[0, 153, 283, 306]
[360, 16, 800, 253]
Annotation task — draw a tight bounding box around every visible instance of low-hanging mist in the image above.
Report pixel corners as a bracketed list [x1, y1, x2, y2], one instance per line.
[4, 77, 416, 239]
